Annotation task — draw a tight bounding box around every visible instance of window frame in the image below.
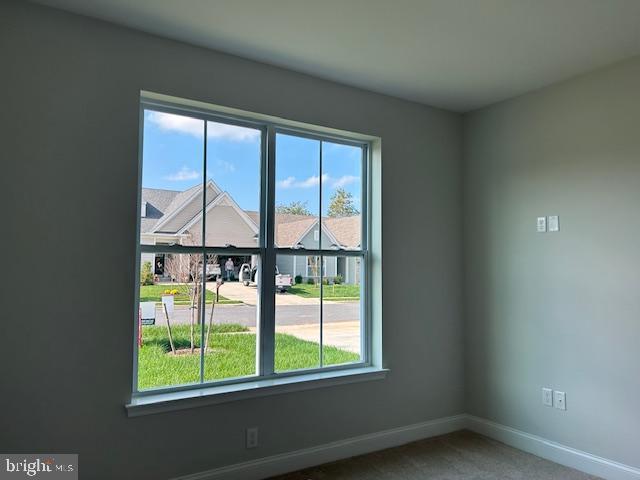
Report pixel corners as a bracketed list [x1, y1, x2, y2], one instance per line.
[132, 95, 373, 399]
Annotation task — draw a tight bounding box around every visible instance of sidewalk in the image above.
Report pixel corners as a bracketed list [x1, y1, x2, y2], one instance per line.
[249, 320, 361, 354]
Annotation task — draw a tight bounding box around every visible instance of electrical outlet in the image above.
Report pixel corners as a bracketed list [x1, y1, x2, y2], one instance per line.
[542, 388, 553, 407]
[554, 391, 566, 410]
[246, 427, 259, 449]
[548, 215, 559, 232]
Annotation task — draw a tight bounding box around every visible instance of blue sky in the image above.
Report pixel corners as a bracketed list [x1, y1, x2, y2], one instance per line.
[142, 110, 362, 214]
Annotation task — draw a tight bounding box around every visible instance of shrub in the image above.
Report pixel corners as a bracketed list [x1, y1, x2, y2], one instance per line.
[140, 261, 154, 286]
[334, 274, 343, 285]
[295, 274, 303, 285]
[322, 278, 329, 285]
[306, 277, 315, 285]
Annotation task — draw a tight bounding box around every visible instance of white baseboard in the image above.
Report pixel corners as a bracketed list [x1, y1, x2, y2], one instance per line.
[173, 414, 467, 480]
[174, 414, 640, 480]
[467, 415, 640, 480]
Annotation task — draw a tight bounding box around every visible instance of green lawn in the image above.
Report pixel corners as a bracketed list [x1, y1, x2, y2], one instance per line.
[288, 283, 360, 300]
[139, 284, 240, 305]
[138, 324, 359, 390]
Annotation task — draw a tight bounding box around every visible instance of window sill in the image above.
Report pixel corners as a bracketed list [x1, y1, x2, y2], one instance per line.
[125, 367, 388, 417]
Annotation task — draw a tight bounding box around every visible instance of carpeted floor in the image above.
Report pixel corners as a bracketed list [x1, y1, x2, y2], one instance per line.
[269, 430, 601, 479]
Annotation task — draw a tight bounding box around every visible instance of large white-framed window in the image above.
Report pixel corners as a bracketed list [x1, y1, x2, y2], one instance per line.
[132, 93, 376, 401]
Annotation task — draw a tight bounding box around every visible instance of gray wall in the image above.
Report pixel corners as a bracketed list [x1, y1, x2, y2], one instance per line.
[0, 2, 464, 479]
[463, 56, 640, 467]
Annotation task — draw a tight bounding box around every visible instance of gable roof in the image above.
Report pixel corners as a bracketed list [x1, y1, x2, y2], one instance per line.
[276, 217, 316, 247]
[140, 186, 360, 248]
[140, 188, 180, 233]
[177, 191, 259, 236]
[324, 216, 361, 248]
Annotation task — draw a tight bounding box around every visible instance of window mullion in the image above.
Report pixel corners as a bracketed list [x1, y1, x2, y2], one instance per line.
[258, 125, 276, 376]
[318, 141, 324, 368]
[199, 120, 208, 384]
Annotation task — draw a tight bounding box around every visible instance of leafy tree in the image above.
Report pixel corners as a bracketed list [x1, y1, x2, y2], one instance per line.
[276, 201, 311, 216]
[140, 261, 154, 286]
[327, 188, 359, 217]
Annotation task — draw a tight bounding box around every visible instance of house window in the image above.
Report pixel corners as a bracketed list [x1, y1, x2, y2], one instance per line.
[305, 256, 326, 278]
[134, 95, 372, 396]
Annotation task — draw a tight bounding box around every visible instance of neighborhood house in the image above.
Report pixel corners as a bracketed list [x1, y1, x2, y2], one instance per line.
[140, 180, 361, 284]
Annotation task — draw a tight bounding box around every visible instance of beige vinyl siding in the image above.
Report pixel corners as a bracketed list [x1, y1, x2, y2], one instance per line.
[187, 205, 258, 247]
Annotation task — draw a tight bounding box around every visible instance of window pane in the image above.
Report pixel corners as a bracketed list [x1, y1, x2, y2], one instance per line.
[321, 141, 363, 250]
[140, 110, 205, 249]
[321, 255, 362, 366]
[203, 120, 262, 248]
[275, 134, 320, 250]
[137, 252, 204, 390]
[274, 254, 320, 372]
[202, 255, 259, 382]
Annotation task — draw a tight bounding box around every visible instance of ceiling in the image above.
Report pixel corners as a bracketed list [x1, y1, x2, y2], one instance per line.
[33, 0, 640, 112]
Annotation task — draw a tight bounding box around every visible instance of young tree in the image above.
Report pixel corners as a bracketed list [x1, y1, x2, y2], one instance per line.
[276, 201, 311, 216]
[327, 188, 359, 217]
[164, 253, 202, 353]
[162, 230, 218, 354]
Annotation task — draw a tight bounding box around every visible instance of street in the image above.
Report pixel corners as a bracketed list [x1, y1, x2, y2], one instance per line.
[151, 302, 359, 327]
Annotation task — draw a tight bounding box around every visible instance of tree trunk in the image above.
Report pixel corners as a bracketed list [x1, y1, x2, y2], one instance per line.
[190, 284, 197, 354]
[163, 303, 176, 355]
[205, 297, 215, 352]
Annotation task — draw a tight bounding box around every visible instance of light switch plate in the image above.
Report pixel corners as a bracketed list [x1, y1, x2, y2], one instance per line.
[548, 215, 559, 232]
[542, 388, 553, 407]
[537, 217, 547, 233]
[246, 427, 259, 449]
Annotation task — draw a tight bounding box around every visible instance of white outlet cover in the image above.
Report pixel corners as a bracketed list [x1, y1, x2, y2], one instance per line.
[542, 388, 553, 407]
[548, 215, 559, 232]
[554, 391, 566, 410]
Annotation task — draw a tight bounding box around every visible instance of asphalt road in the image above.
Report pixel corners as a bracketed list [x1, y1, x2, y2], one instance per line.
[150, 302, 359, 327]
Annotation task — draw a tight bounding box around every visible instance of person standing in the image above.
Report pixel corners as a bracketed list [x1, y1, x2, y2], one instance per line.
[225, 257, 235, 281]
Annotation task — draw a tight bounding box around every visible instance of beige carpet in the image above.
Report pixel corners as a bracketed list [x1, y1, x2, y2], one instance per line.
[269, 430, 601, 480]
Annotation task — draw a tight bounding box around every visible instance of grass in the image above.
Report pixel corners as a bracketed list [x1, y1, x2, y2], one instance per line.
[138, 324, 359, 390]
[288, 283, 360, 300]
[139, 284, 240, 305]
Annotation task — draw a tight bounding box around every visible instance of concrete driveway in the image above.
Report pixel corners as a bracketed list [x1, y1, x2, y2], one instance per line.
[209, 281, 324, 306]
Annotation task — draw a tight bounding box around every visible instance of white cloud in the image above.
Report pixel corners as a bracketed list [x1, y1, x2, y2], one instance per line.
[148, 112, 259, 142]
[165, 166, 200, 181]
[276, 174, 358, 189]
[277, 176, 296, 188]
[217, 160, 236, 173]
[332, 175, 359, 187]
[277, 174, 325, 188]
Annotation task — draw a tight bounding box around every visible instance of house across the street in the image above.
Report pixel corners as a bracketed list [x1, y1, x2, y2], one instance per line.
[140, 181, 361, 284]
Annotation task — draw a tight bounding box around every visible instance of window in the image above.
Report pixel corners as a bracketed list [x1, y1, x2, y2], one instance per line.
[134, 95, 373, 397]
[305, 256, 327, 278]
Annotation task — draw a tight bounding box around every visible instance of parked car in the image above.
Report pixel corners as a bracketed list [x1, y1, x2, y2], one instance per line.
[239, 263, 292, 293]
